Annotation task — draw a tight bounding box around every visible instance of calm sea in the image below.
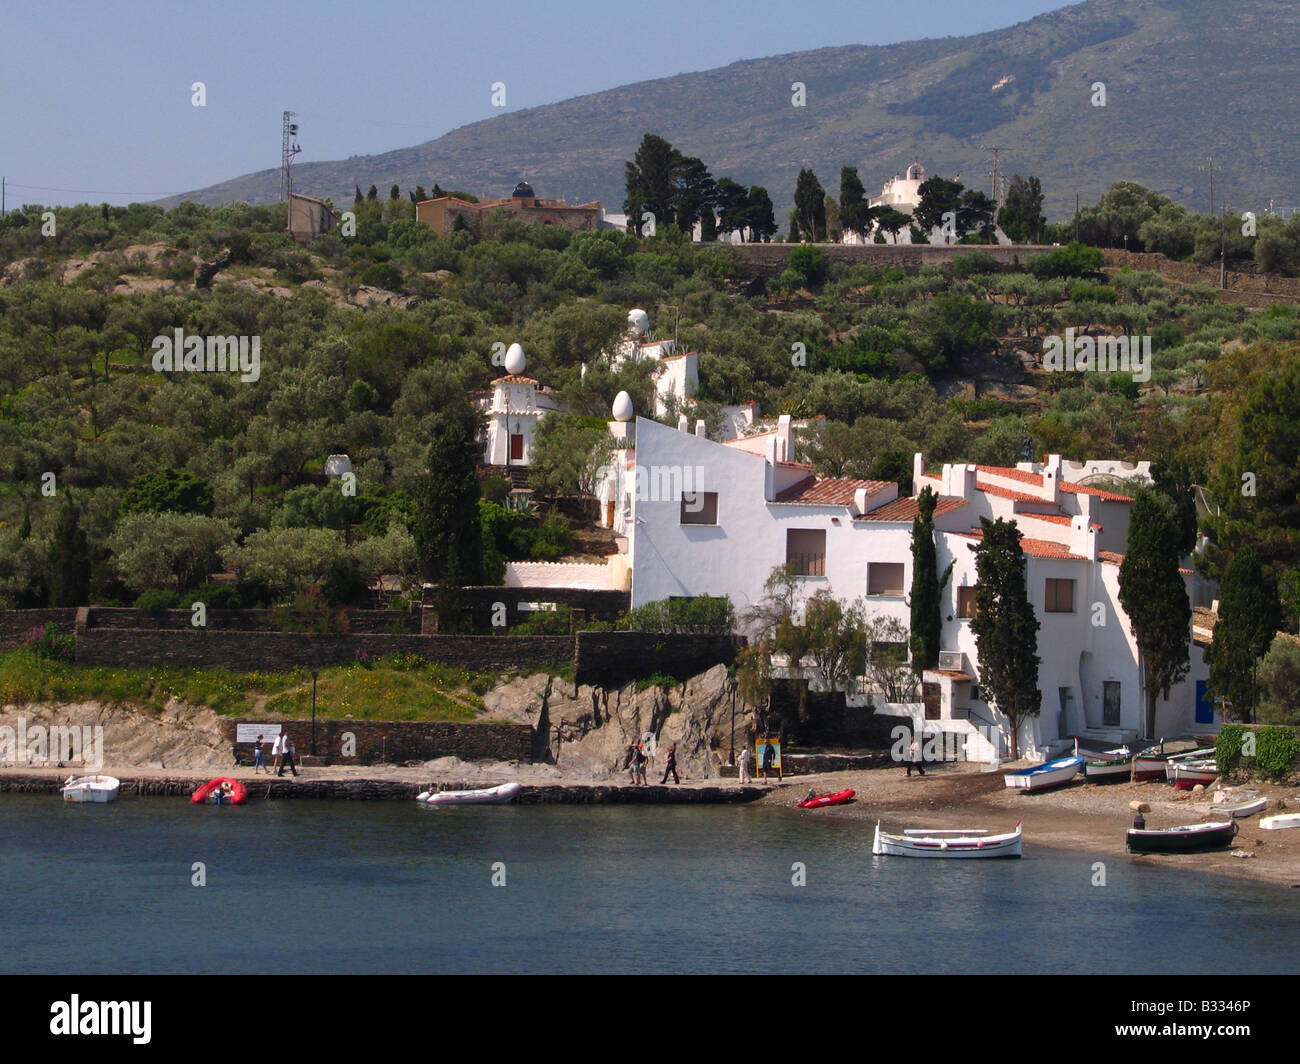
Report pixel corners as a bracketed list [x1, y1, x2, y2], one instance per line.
[1, 795, 1294, 974]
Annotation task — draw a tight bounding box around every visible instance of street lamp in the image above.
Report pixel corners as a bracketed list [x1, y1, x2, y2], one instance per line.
[310, 668, 319, 756]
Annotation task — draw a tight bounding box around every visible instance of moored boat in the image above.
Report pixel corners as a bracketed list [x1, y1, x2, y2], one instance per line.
[1126, 820, 1236, 854]
[60, 775, 120, 803]
[872, 820, 1023, 858]
[416, 781, 522, 805]
[192, 777, 248, 805]
[1211, 792, 1266, 818]
[1004, 756, 1083, 793]
[1168, 758, 1219, 790]
[1083, 747, 1132, 782]
[1260, 813, 1300, 830]
[1131, 742, 1215, 782]
[797, 788, 855, 809]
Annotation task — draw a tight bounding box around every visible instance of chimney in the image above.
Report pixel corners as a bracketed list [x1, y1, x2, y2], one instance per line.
[695, 419, 706, 438]
[913, 452, 925, 496]
[777, 414, 794, 462]
[677, 414, 688, 433]
[1042, 453, 1062, 504]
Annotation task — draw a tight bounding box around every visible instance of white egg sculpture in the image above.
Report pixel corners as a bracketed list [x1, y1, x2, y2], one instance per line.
[504, 342, 526, 375]
[628, 309, 649, 336]
[612, 390, 634, 422]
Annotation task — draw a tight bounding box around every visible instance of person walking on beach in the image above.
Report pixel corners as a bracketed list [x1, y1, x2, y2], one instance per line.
[660, 744, 680, 785]
[625, 744, 640, 785]
[906, 734, 926, 777]
[737, 744, 752, 784]
[278, 732, 299, 777]
[761, 739, 776, 783]
[271, 732, 284, 774]
[252, 734, 267, 773]
[636, 743, 648, 786]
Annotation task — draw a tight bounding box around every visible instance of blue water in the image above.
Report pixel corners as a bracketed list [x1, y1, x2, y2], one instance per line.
[1, 795, 1294, 974]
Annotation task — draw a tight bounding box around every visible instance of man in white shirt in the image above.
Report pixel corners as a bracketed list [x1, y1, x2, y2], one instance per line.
[271, 732, 284, 775]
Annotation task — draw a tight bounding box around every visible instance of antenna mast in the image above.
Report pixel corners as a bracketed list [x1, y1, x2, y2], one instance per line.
[281, 111, 301, 203]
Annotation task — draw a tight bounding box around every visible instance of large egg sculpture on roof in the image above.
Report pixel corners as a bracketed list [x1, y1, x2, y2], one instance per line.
[504, 343, 526, 376]
[628, 309, 649, 336]
[612, 390, 634, 422]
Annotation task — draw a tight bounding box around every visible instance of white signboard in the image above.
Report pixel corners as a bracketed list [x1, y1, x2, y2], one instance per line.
[236, 724, 282, 744]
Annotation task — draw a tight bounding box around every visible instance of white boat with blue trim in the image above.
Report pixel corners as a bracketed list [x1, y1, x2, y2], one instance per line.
[872, 820, 1023, 858]
[1004, 756, 1083, 793]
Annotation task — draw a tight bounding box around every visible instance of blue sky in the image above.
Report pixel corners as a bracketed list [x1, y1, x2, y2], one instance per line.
[0, 0, 1074, 207]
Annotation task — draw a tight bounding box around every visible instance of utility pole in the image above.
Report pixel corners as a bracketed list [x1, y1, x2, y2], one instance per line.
[1220, 204, 1227, 290]
[1074, 192, 1080, 243]
[281, 111, 301, 203]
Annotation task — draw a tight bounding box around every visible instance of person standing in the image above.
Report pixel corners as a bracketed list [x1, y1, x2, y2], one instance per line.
[660, 744, 680, 785]
[625, 744, 639, 785]
[737, 744, 752, 784]
[906, 734, 926, 778]
[252, 734, 267, 774]
[278, 732, 299, 777]
[271, 732, 284, 775]
[636, 743, 648, 786]
[761, 739, 776, 783]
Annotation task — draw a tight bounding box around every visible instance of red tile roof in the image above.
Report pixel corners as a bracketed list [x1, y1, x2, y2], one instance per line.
[855, 495, 967, 522]
[1061, 481, 1134, 503]
[491, 375, 540, 384]
[773, 477, 893, 505]
[1021, 512, 1102, 531]
[976, 480, 1042, 503]
[977, 464, 1042, 485]
[958, 530, 1087, 560]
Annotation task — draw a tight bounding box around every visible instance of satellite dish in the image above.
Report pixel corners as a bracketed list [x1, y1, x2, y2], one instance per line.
[628, 309, 649, 336]
[612, 391, 633, 422]
[504, 343, 526, 376]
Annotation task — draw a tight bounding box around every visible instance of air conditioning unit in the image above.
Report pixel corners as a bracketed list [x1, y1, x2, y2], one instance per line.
[938, 651, 964, 672]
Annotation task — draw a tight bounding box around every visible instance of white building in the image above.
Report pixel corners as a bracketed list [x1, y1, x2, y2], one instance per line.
[480, 343, 559, 467]
[869, 159, 928, 214]
[619, 414, 1213, 755]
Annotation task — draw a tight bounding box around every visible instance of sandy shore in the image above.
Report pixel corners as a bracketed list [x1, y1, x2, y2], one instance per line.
[6, 758, 1299, 887]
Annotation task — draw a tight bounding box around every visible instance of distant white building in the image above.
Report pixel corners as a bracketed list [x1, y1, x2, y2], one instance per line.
[479, 343, 559, 468]
[869, 158, 928, 214]
[617, 414, 1214, 755]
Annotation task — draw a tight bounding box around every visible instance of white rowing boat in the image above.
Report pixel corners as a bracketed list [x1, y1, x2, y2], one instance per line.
[1004, 756, 1083, 793]
[416, 781, 522, 805]
[872, 820, 1023, 858]
[1211, 792, 1266, 818]
[60, 775, 120, 803]
[1260, 813, 1300, 830]
[1168, 758, 1219, 789]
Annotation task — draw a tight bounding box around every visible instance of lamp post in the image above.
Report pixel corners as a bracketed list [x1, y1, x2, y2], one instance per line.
[310, 668, 319, 756]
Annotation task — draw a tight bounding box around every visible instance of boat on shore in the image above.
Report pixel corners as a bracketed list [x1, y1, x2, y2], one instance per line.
[1131, 741, 1215, 782]
[1004, 756, 1083, 793]
[60, 775, 120, 803]
[1083, 747, 1133, 782]
[1168, 758, 1219, 790]
[1126, 820, 1236, 854]
[1260, 813, 1300, 830]
[416, 781, 522, 805]
[797, 788, 855, 809]
[872, 820, 1023, 858]
[192, 778, 248, 805]
[1211, 794, 1267, 818]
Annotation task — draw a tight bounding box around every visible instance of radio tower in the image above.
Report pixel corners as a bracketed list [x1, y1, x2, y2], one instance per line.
[280, 111, 301, 202]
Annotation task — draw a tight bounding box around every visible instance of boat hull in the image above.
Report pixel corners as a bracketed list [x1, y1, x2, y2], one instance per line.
[1260, 814, 1300, 830]
[60, 775, 120, 803]
[797, 788, 855, 809]
[1213, 796, 1267, 818]
[1084, 760, 1133, 782]
[1169, 762, 1219, 790]
[192, 778, 248, 805]
[872, 821, 1022, 858]
[417, 781, 522, 805]
[1126, 821, 1236, 854]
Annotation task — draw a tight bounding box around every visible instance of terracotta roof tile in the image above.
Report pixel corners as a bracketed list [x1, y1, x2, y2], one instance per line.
[773, 477, 892, 505]
[1061, 481, 1134, 502]
[975, 480, 1042, 502]
[855, 495, 967, 522]
[976, 464, 1042, 485]
[959, 530, 1086, 560]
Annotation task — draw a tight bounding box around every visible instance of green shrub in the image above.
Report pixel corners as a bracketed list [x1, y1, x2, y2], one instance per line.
[1216, 723, 1247, 775]
[134, 588, 179, 612]
[1217, 723, 1300, 780]
[636, 672, 679, 691]
[27, 623, 75, 664]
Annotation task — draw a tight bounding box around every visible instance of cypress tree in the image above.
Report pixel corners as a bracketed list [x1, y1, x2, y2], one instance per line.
[1205, 547, 1279, 721]
[1118, 489, 1192, 736]
[969, 517, 1040, 759]
[909, 486, 953, 675]
[46, 499, 91, 607]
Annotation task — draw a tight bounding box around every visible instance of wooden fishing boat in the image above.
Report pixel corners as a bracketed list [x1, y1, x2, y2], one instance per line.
[1211, 792, 1266, 818]
[416, 781, 522, 805]
[797, 788, 855, 809]
[59, 775, 120, 803]
[192, 777, 248, 805]
[1168, 758, 1219, 790]
[1131, 742, 1214, 782]
[1083, 747, 1133, 782]
[872, 820, 1023, 858]
[1004, 756, 1083, 793]
[1126, 820, 1236, 854]
[1260, 813, 1300, 830]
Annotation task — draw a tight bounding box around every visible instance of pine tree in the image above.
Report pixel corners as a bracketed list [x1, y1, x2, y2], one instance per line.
[623, 133, 680, 234]
[745, 186, 776, 242]
[793, 169, 826, 241]
[969, 517, 1040, 759]
[1118, 489, 1192, 736]
[366, 185, 378, 201]
[839, 166, 874, 241]
[410, 399, 483, 631]
[354, 186, 363, 206]
[1205, 547, 1279, 721]
[909, 487, 953, 676]
[46, 499, 91, 607]
[390, 184, 400, 200]
[998, 175, 1046, 243]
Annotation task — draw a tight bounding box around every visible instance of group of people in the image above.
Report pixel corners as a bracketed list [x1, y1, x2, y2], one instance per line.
[737, 740, 779, 784]
[624, 742, 680, 785]
[251, 732, 298, 777]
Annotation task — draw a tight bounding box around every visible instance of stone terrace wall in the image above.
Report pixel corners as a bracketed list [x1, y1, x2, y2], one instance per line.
[0, 608, 79, 649]
[84, 606, 418, 633]
[455, 587, 629, 631]
[1101, 249, 1300, 307]
[573, 632, 743, 689]
[75, 628, 574, 672]
[224, 718, 532, 766]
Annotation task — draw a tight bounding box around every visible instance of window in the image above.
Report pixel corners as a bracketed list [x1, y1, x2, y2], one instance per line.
[1045, 578, 1075, 613]
[786, 529, 826, 576]
[957, 586, 978, 618]
[867, 562, 905, 596]
[680, 491, 718, 525]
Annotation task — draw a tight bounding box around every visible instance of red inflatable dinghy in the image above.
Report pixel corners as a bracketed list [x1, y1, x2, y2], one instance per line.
[192, 778, 248, 805]
[797, 788, 855, 809]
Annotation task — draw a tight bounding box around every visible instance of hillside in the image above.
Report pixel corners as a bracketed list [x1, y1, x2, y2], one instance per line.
[160, 0, 1300, 217]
